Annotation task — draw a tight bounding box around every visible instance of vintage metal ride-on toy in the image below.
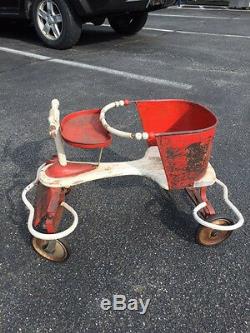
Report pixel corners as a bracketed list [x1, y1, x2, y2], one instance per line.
[22, 99, 244, 262]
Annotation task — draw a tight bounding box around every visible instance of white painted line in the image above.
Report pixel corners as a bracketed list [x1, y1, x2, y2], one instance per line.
[142, 27, 250, 39]
[142, 27, 175, 33]
[184, 5, 228, 9]
[172, 5, 250, 12]
[49, 58, 192, 89]
[176, 30, 250, 39]
[150, 13, 240, 19]
[0, 46, 192, 90]
[0, 47, 50, 60]
[101, 23, 250, 40]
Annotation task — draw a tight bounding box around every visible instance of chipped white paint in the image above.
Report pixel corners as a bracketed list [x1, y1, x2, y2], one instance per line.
[39, 146, 217, 189]
[39, 147, 168, 188]
[193, 163, 216, 188]
[99, 100, 134, 139]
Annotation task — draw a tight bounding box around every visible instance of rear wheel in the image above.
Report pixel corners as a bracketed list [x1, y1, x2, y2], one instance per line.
[32, 237, 70, 262]
[108, 12, 148, 35]
[196, 217, 233, 246]
[32, 0, 82, 49]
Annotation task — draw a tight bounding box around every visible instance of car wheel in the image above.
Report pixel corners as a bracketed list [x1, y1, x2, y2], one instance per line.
[32, 0, 82, 49]
[108, 12, 148, 36]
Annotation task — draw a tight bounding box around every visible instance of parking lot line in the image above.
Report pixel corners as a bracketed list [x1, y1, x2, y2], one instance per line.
[150, 13, 240, 19]
[0, 47, 50, 60]
[143, 27, 250, 39]
[174, 5, 249, 12]
[0, 46, 192, 90]
[100, 24, 250, 40]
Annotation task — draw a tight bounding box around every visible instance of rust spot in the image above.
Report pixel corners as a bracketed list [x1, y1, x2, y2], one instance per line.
[160, 138, 212, 189]
[166, 147, 182, 159]
[186, 142, 208, 173]
[165, 147, 190, 188]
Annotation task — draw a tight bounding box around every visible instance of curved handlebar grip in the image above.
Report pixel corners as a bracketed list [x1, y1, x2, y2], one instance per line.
[100, 100, 149, 140]
[193, 179, 244, 231]
[48, 99, 60, 128]
[51, 99, 60, 110]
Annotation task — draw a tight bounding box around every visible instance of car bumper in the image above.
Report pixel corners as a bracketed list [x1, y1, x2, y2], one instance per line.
[76, 0, 169, 17]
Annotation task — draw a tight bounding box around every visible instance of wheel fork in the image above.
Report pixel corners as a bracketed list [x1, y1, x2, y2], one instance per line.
[186, 186, 216, 219]
[33, 182, 67, 234]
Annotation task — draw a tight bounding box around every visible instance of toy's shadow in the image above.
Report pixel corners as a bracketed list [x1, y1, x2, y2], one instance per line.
[5, 138, 48, 243]
[145, 183, 197, 244]
[97, 153, 196, 244]
[0, 19, 120, 48]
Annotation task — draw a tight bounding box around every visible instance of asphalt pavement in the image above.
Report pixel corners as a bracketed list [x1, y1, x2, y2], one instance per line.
[0, 6, 249, 333]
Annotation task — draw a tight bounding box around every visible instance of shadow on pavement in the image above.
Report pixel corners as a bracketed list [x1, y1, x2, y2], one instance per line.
[0, 19, 121, 48]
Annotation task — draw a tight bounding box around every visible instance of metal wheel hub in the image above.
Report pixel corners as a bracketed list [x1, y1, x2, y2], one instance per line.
[32, 237, 69, 262]
[37, 0, 63, 40]
[197, 218, 233, 246]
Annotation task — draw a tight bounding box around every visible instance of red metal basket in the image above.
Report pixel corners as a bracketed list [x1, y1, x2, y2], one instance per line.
[136, 100, 217, 189]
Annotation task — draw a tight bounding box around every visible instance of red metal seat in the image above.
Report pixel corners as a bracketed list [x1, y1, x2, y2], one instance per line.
[60, 109, 112, 149]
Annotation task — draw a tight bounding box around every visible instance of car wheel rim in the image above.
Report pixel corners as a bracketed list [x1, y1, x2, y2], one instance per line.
[37, 0, 63, 41]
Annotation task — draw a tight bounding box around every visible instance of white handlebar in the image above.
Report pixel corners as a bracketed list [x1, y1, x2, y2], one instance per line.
[193, 179, 244, 231]
[100, 100, 149, 140]
[48, 99, 60, 130]
[48, 99, 67, 166]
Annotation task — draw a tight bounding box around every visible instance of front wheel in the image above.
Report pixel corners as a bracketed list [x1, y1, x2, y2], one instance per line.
[32, 0, 82, 49]
[108, 13, 148, 36]
[196, 217, 233, 246]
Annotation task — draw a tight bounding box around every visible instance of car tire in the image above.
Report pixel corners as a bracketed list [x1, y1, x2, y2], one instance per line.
[32, 0, 82, 49]
[108, 12, 148, 36]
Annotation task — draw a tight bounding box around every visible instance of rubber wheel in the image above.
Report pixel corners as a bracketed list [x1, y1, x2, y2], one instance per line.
[108, 12, 148, 36]
[32, 237, 70, 262]
[32, 0, 82, 49]
[196, 217, 233, 246]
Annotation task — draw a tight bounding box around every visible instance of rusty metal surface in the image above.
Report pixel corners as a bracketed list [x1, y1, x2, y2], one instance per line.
[157, 132, 215, 189]
[136, 99, 218, 190]
[33, 183, 66, 233]
[60, 109, 112, 149]
[196, 218, 233, 246]
[31, 238, 69, 262]
[186, 187, 216, 218]
[186, 142, 209, 173]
